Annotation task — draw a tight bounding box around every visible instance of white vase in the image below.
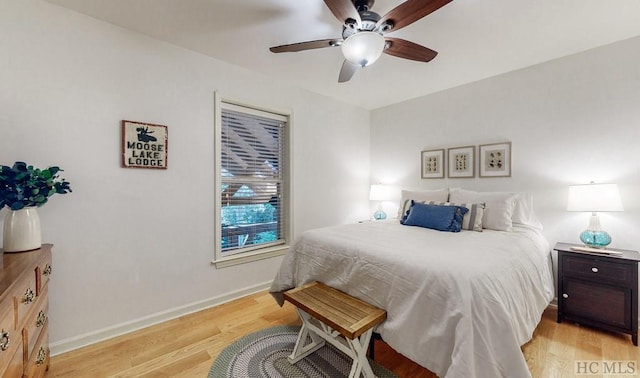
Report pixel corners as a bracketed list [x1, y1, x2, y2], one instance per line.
[3, 207, 42, 252]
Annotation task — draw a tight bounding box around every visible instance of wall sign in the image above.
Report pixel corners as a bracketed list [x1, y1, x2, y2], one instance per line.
[121, 120, 168, 169]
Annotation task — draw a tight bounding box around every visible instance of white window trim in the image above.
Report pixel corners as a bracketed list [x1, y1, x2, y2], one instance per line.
[212, 92, 293, 268]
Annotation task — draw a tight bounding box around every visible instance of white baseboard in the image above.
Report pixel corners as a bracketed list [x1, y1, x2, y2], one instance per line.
[49, 281, 272, 356]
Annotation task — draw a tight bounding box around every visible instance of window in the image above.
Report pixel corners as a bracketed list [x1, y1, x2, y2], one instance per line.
[213, 96, 290, 267]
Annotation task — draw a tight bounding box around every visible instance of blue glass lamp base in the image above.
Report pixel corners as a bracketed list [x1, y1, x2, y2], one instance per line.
[579, 229, 612, 249]
[373, 210, 387, 220]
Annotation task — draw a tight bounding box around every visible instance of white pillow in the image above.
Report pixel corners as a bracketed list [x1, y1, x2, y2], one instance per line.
[449, 188, 517, 231]
[512, 192, 543, 230]
[397, 189, 449, 219]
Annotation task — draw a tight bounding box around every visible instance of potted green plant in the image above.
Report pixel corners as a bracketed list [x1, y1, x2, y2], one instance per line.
[1, 161, 72, 252]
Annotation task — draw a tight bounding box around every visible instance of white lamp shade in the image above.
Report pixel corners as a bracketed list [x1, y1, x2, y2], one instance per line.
[567, 183, 623, 212]
[341, 32, 385, 67]
[369, 184, 393, 201]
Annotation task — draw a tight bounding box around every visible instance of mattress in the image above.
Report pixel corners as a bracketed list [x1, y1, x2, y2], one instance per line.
[270, 220, 554, 378]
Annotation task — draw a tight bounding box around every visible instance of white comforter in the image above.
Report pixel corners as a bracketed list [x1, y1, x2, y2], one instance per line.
[270, 221, 554, 378]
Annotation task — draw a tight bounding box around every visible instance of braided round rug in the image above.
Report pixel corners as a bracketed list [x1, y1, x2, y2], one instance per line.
[208, 325, 397, 378]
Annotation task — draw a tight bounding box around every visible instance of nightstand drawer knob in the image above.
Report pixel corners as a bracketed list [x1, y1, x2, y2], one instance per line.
[562, 293, 569, 299]
[591, 267, 599, 273]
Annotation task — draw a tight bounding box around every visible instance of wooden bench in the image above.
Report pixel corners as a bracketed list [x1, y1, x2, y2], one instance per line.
[283, 281, 387, 378]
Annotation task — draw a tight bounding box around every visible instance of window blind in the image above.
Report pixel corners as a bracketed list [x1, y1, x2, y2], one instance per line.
[219, 103, 287, 256]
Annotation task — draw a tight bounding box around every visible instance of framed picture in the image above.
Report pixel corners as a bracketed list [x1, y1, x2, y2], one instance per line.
[421, 149, 445, 179]
[447, 146, 475, 178]
[479, 142, 511, 177]
[122, 120, 168, 169]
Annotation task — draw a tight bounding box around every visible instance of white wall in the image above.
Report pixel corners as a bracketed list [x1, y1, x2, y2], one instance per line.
[3, 0, 638, 356]
[0, 0, 371, 353]
[371, 35, 640, 257]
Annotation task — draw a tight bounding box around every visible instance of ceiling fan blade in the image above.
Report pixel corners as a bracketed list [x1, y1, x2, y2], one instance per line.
[324, 0, 361, 26]
[383, 38, 438, 62]
[270, 38, 342, 53]
[377, 0, 452, 33]
[338, 60, 360, 83]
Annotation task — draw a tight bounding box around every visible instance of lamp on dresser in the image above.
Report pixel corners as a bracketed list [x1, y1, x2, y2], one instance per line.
[567, 182, 623, 249]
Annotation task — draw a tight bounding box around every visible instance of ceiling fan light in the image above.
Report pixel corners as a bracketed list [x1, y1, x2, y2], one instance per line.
[341, 32, 385, 67]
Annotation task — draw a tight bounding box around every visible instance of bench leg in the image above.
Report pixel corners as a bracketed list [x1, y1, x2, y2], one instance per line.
[346, 328, 376, 378]
[368, 332, 381, 360]
[289, 309, 378, 378]
[288, 309, 326, 364]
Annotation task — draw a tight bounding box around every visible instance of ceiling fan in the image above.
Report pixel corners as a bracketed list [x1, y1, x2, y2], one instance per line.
[269, 0, 453, 83]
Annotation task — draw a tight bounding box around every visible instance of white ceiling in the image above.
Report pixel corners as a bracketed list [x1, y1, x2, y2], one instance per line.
[46, 0, 640, 110]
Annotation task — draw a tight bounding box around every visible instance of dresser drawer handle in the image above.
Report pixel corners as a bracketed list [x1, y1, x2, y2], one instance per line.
[562, 293, 569, 299]
[0, 329, 9, 351]
[22, 288, 35, 304]
[43, 264, 52, 276]
[36, 346, 47, 365]
[36, 310, 47, 328]
[591, 267, 599, 273]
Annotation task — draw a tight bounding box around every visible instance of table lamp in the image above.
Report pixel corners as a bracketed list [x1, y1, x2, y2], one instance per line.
[369, 184, 393, 220]
[567, 182, 623, 248]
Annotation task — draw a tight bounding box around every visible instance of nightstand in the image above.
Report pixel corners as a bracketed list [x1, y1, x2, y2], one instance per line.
[555, 242, 639, 346]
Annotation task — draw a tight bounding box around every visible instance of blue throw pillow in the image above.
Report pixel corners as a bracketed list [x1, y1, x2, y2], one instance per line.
[402, 202, 468, 232]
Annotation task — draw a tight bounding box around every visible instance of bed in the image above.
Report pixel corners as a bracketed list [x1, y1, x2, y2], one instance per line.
[270, 189, 555, 378]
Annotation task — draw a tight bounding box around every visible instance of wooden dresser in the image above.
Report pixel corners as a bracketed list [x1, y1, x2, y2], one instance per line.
[0, 244, 52, 377]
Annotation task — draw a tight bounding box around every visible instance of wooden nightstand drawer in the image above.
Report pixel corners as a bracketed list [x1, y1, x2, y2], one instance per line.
[562, 254, 634, 286]
[563, 278, 631, 329]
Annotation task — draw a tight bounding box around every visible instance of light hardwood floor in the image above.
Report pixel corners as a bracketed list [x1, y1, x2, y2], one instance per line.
[48, 291, 638, 377]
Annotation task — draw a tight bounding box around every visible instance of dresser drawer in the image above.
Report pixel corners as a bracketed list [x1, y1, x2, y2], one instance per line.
[0, 305, 20, 375]
[23, 324, 48, 378]
[0, 336, 23, 378]
[24, 289, 48, 360]
[13, 271, 38, 330]
[561, 254, 635, 286]
[35, 252, 52, 296]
